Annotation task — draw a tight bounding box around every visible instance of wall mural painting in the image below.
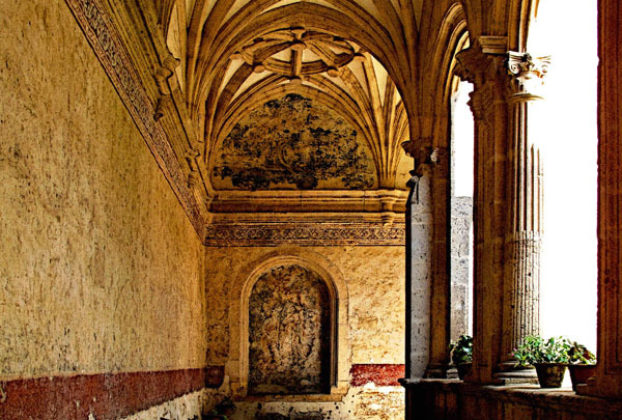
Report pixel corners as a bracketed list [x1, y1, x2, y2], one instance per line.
[212, 94, 377, 190]
[249, 264, 332, 395]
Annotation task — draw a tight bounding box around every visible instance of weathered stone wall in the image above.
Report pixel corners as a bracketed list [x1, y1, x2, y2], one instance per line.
[205, 246, 404, 365]
[204, 245, 405, 419]
[120, 390, 206, 420]
[0, 0, 206, 381]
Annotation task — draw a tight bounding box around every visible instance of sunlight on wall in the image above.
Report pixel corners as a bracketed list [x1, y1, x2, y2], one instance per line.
[452, 81, 475, 335]
[529, 0, 598, 351]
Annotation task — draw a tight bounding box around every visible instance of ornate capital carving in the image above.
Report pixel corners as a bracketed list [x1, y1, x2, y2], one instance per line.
[402, 143, 440, 204]
[454, 47, 486, 84]
[455, 47, 507, 92]
[154, 57, 179, 95]
[401, 141, 438, 174]
[506, 52, 551, 99]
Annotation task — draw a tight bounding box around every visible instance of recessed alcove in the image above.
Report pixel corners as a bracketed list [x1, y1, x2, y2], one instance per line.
[248, 264, 333, 395]
[225, 249, 352, 401]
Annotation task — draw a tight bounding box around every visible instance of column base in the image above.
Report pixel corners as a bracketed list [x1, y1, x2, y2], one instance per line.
[493, 364, 538, 385]
[424, 363, 450, 378]
[446, 367, 458, 379]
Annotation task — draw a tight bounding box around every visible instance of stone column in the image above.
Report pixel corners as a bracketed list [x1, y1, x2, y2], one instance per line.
[497, 52, 548, 377]
[400, 143, 439, 381]
[455, 41, 510, 383]
[455, 39, 548, 383]
[577, 0, 622, 398]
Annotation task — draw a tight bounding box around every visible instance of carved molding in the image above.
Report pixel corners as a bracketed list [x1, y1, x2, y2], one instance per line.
[479, 36, 508, 55]
[204, 222, 406, 247]
[65, 0, 205, 236]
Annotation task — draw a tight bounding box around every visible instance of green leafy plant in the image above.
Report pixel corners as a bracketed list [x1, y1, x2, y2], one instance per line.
[513, 335, 571, 367]
[568, 341, 596, 365]
[449, 335, 473, 365]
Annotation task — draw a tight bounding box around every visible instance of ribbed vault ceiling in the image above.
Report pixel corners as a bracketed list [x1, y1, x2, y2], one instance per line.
[160, 0, 426, 193]
[206, 28, 410, 189]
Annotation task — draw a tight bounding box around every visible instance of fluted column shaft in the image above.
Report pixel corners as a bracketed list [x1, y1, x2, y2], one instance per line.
[500, 57, 547, 365]
[455, 43, 548, 383]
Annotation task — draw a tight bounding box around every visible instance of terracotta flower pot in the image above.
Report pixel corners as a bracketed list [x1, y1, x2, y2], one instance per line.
[534, 363, 566, 388]
[457, 363, 472, 380]
[568, 364, 596, 391]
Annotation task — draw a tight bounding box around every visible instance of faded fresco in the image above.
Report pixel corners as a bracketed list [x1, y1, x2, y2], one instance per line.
[248, 264, 332, 395]
[212, 94, 377, 190]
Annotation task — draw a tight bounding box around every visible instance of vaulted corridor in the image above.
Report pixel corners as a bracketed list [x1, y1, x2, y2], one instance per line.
[1, 1, 622, 419]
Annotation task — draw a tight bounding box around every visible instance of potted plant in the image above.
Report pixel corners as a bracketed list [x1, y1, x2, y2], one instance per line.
[449, 335, 473, 379]
[567, 341, 596, 391]
[513, 335, 570, 388]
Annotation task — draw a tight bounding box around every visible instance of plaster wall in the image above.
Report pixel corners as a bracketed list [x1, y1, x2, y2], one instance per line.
[120, 387, 229, 420]
[205, 246, 405, 366]
[0, 0, 206, 379]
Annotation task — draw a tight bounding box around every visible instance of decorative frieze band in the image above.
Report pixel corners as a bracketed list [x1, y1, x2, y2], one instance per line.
[65, 0, 205, 235]
[204, 222, 406, 247]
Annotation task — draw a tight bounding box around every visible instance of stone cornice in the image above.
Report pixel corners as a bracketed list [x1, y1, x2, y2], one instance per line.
[207, 190, 409, 225]
[65, 0, 207, 237]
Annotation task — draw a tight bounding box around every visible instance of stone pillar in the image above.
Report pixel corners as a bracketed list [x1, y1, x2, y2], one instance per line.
[577, 0, 622, 398]
[455, 39, 548, 383]
[497, 52, 548, 376]
[400, 143, 439, 381]
[455, 41, 509, 383]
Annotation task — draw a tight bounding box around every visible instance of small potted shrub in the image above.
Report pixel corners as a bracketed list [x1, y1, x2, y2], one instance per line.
[449, 334, 473, 379]
[567, 341, 596, 391]
[513, 335, 570, 388]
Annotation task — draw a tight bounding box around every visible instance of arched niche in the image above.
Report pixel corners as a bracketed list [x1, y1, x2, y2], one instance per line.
[248, 264, 333, 395]
[227, 249, 350, 399]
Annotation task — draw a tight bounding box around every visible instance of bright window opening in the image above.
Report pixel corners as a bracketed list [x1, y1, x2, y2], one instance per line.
[450, 80, 475, 340]
[529, 0, 598, 351]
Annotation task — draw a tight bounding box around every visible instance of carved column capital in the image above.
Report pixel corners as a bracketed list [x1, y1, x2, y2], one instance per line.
[454, 47, 488, 84]
[401, 141, 439, 176]
[506, 52, 551, 100]
[455, 47, 508, 127]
